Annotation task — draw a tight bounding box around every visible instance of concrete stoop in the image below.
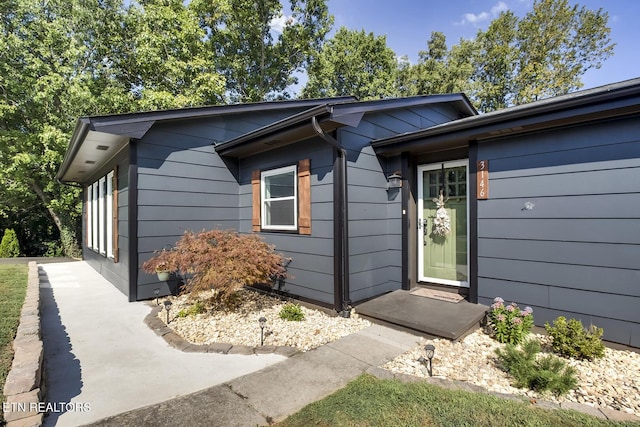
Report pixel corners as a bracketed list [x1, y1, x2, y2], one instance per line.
[356, 290, 488, 340]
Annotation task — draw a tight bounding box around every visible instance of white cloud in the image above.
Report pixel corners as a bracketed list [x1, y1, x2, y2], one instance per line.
[465, 11, 489, 24]
[457, 1, 510, 26]
[269, 14, 295, 33]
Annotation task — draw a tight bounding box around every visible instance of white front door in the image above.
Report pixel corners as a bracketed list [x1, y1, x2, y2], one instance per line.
[417, 160, 469, 287]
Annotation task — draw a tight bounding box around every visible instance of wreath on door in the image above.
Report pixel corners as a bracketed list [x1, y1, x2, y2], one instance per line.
[432, 192, 451, 237]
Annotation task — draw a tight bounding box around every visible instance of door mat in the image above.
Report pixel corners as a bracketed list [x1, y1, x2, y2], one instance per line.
[410, 288, 465, 303]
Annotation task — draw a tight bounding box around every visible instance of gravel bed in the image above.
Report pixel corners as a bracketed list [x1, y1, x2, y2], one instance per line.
[157, 290, 638, 417]
[157, 289, 370, 352]
[382, 329, 640, 416]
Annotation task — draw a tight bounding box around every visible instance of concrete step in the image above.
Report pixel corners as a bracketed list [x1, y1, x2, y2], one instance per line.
[355, 290, 488, 341]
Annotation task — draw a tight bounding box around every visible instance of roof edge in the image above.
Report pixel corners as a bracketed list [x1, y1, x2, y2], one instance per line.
[373, 78, 640, 148]
[55, 118, 91, 183]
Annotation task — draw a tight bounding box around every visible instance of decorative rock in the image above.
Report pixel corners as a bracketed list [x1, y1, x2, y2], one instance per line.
[381, 330, 640, 418]
[157, 289, 370, 353]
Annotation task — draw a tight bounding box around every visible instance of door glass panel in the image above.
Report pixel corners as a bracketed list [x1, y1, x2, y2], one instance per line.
[421, 164, 468, 285]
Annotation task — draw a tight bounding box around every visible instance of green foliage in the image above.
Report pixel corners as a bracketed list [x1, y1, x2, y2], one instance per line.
[302, 27, 398, 100]
[176, 300, 206, 318]
[0, 264, 28, 422]
[280, 374, 616, 427]
[395, 0, 614, 112]
[195, 0, 333, 102]
[496, 339, 578, 397]
[545, 316, 605, 361]
[0, 229, 20, 258]
[279, 302, 305, 321]
[142, 229, 290, 305]
[488, 297, 534, 345]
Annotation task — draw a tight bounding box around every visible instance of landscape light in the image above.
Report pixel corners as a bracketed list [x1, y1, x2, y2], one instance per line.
[418, 344, 436, 377]
[163, 300, 172, 324]
[259, 317, 267, 346]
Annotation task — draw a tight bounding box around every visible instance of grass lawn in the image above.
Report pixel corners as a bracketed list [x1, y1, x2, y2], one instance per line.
[0, 263, 28, 422]
[277, 374, 639, 427]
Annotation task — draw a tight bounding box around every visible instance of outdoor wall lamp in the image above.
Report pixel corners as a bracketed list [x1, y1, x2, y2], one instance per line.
[163, 300, 172, 324]
[154, 288, 160, 305]
[259, 317, 267, 346]
[386, 172, 403, 190]
[418, 344, 436, 377]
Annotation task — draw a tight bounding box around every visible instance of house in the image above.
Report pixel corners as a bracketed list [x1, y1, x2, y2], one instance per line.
[57, 78, 640, 347]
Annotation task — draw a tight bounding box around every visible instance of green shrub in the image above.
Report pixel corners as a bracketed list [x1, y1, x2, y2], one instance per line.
[279, 302, 305, 321]
[488, 297, 534, 345]
[0, 229, 20, 258]
[545, 316, 605, 361]
[141, 229, 290, 307]
[177, 301, 206, 318]
[496, 339, 578, 397]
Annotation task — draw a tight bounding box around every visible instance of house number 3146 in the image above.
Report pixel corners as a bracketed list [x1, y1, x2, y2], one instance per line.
[477, 160, 489, 200]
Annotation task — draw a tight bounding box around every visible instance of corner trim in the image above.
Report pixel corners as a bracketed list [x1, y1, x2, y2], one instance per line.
[468, 140, 479, 304]
[128, 140, 138, 302]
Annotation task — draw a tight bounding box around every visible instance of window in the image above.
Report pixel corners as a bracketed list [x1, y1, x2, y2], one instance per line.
[86, 170, 118, 261]
[252, 159, 311, 234]
[261, 165, 297, 230]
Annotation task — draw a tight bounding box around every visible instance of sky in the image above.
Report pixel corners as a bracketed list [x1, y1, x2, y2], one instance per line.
[323, 0, 640, 91]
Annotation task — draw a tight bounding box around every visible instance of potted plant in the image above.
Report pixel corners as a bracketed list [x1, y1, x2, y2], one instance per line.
[155, 262, 171, 281]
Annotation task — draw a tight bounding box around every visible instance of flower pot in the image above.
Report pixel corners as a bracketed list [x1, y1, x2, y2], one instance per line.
[156, 270, 170, 281]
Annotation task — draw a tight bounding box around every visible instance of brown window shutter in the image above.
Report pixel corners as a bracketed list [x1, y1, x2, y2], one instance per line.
[112, 167, 119, 263]
[298, 159, 311, 235]
[252, 170, 261, 232]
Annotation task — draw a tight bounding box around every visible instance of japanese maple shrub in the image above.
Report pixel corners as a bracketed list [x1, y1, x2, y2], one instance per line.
[142, 229, 289, 304]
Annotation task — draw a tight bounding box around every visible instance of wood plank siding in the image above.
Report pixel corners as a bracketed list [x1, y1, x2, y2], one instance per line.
[239, 138, 336, 305]
[341, 105, 466, 303]
[476, 115, 640, 346]
[135, 109, 313, 300]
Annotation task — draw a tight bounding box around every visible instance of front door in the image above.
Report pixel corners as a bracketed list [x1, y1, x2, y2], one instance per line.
[417, 160, 469, 287]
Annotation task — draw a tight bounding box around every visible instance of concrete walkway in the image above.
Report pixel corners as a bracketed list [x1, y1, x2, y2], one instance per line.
[39, 262, 285, 427]
[87, 324, 423, 426]
[38, 261, 639, 426]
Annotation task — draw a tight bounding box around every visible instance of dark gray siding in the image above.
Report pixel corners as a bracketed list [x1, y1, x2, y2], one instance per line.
[342, 105, 464, 302]
[476, 116, 640, 346]
[136, 124, 238, 299]
[84, 149, 130, 297]
[134, 109, 315, 299]
[238, 138, 336, 304]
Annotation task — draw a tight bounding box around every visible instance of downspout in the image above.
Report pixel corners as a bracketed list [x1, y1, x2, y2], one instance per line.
[311, 116, 351, 317]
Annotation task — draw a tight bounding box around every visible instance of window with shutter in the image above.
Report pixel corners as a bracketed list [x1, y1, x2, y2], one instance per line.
[252, 159, 311, 234]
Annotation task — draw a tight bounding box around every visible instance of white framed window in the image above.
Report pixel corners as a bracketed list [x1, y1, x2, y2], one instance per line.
[261, 165, 297, 231]
[106, 171, 114, 258]
[86, 186, 93, 249]
[91, 182, 98, 250]
[86, 170, 118, 260]
[98, 177, 106, 255]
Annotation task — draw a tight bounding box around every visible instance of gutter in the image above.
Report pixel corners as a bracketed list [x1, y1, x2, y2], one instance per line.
[310, 116, 351, 317]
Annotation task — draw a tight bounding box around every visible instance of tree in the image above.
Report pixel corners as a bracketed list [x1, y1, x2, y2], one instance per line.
[0, 229, 21, 258]
[302, 27, 398, 100]
[398, 0, 614, 112]
[110, 0, 226, 109]
[397, 32, 475, 98]
[194, 0, 333, 102]
[471, 12, 520, 112]
[512, 0, 614, 104]
[0, 0, 228, 256]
